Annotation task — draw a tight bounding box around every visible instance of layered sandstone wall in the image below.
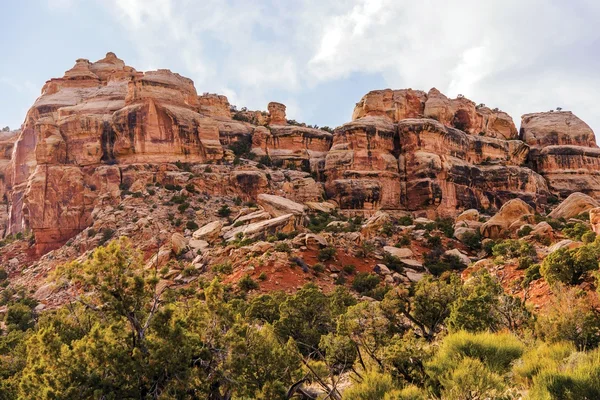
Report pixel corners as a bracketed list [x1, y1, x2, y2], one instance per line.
[521, 111, 600, 197]
[5, 54, 600, 254]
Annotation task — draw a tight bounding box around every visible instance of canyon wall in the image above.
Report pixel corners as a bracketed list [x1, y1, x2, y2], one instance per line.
[3, 54, 600, 254]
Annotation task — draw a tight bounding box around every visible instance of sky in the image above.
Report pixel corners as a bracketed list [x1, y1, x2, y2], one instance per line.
[1, 0, 600, 136]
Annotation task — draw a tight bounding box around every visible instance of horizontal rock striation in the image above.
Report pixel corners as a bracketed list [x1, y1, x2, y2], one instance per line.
[4, 55, 600, 253]
[522, 111, 600, 197]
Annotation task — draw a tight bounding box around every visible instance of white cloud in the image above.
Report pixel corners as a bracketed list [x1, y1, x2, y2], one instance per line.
[100, 0, 600, 134]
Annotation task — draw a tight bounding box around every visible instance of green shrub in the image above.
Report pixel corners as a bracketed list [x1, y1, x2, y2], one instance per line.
[383, 253, 404, 273]
[540, 241, 600, 285]
[218, 204, 232, 217]
[428, 331, 524, 375]
[564, 222, 592, 241]
[238, 274, 259, 291]
[343, 371, 399, 400]
[522, 264, 541, 287]
[461, 230, 482, 250]
[343, 264, 356, 275]
[317, 247, 336, 262]
[274, 242, 291, 253]
[352, 272, 381, 295]
[186, 220, 199, 230]
[312, 263, 325, 274]
[213, 262, 233, 274]
[518, 225, 533, 237]
[397, 215, 414, 226]
[528, 347, 600, 399]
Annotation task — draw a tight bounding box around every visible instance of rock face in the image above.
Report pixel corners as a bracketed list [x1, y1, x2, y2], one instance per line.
[251, 124, 332, 173]
[522, 111, 600, 197]
[4, 53, 235, 253]
[480, 198, 535, 239]
[590, 208, 600, 235]
[268, 102, 287, 126]
[327, 89, 548, 215]
[5, 55, 600, 255]
[548, 192, 600, 219]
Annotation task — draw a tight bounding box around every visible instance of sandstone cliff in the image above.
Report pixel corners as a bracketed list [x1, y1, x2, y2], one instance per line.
[4, 54, 600, 255]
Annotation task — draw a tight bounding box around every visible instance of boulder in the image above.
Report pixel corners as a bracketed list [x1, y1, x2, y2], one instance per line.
[193, 221, 224, 243]
[548, 192, 600, 219]
[444, 249, 471, 266]
[257, 194, 306, 217]
[305, 234, 328, 250]
[361, 211, 391, 236]
[480, 199, 535, 239]
[547, 239, 582, 253]
[531, 221, 553, 237]
[171, 233, 188, 255]
[383, 246, 413, 259]
[456, 209, 480, 223]
[374, 264, 392, 275]
[223, 214, 295, 241]
[590, 208, 600, 235]
[454, 227, 477, 242]
[305, 201, 338, 213]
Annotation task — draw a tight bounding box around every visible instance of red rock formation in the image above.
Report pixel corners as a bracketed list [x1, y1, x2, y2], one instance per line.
[398, 119, 548, 214]
[522, 111, 600, 197]
[4, 53, 230, 253]
[423, 88, 518, 139]
[268, 102, 287, 125]
[252, 124, 332, 173]
[324, 116, 399, 210]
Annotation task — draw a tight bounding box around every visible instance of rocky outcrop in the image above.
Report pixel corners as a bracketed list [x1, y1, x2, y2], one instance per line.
[6, 53, 600, 256]
[522, 111, 600, 197]
[257, 193, 306, 217]
[268, 102, 287, 126]
[329, 89, 549, 215]
[590, 208, 600, 235]
[423, 88, 518, 139]
[324, 116, 399, 210]
[398, 119, 548, 215]
[352, 89, 427, 121]
[251, 124, 332, 173]
[4, 53, 234, 252]
[480, 198, 535, 239]
[548, 192, 600, 219]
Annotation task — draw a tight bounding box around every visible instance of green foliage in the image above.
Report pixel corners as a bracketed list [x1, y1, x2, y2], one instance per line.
[461, 230, 482, 250]
[352, 272, 381, 295]
[540, 240, 600, 285]
[274, 284, 334, 355]
[317, 246, 336, 261]
[523, 264, 541, 287]
[238, 274, 259, 291]
[213, 262, 233, 274]
[217, 204, 232, 217]
[307, 211, 335, 233]
[186, 220, 198, 230]
[383, 253, 404, 273]
[528, 347, 600, 400]
[564, 222, 592, 241]
[274, 242, 291, 253]
[343, 371, 400, 400]
[518, 225, 534, 237]
[397, 215, 414, 226]
[423, 251, 464, 276]
[534, 286, 600, 350]
[3, 239, 600, 399]
[428, 331, 524, 376]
